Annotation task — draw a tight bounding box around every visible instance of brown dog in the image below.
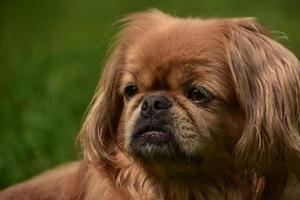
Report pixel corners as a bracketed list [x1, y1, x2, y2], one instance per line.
[1, 9, 300, 200]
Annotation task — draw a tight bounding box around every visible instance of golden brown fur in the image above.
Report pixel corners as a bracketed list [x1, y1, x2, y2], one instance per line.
[1, 9, 300, 200]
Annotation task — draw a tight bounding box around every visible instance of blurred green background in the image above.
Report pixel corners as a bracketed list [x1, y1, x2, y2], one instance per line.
[0, 0, 299, 189]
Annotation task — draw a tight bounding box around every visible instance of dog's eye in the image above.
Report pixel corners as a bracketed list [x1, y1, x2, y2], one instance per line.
[186, 86, 214, 105]
[124, 84, 138, 100]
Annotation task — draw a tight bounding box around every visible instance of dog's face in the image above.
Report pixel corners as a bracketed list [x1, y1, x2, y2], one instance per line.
[81, 10, 300, 179]
[118, 20, 243, 174]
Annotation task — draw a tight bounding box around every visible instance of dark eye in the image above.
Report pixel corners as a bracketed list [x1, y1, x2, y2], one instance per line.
[186, 86, 214, 105]
[124, 84, 138, 100]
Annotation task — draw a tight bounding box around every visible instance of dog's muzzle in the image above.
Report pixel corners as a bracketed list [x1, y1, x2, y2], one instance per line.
[129, 95, 180, 160]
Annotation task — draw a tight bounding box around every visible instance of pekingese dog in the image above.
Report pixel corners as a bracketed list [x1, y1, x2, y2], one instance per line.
[1, 9, 300, 200]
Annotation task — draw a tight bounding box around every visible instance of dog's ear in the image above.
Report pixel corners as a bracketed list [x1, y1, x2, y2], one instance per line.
[78, 45, 124, 165]
[225, 18, 300, 176]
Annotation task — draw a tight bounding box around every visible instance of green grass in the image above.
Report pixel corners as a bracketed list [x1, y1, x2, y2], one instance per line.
[0, 0, 299, 189]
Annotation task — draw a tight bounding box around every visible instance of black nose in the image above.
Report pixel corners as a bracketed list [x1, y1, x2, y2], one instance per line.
[141, 95, 172, 117]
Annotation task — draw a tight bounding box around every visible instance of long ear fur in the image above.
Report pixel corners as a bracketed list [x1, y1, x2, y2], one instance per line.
[226, 18, 300, 177]
[78, 46, 124, 165]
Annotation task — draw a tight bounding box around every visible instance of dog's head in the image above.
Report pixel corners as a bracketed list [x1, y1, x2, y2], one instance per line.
[80, 10, 300, 179]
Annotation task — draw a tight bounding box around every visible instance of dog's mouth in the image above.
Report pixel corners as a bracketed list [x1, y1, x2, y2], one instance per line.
[129, 124, 179, 161]
[133, 125, 172, 143]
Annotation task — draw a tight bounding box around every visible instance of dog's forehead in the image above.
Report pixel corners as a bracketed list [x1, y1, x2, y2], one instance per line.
[122, 20, 229, 90]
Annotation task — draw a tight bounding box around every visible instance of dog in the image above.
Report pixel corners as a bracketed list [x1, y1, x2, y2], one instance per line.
[1, 9, 300, 200]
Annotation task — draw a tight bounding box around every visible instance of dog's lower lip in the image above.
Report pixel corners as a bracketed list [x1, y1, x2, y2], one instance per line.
[136, 131, 171, 142]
